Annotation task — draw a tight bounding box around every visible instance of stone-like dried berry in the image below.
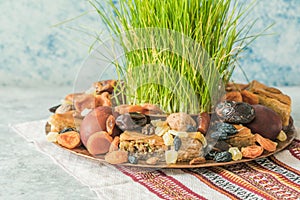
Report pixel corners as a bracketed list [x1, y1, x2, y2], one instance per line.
[213, 151, 232, 162]
[173, 136, 182, 151]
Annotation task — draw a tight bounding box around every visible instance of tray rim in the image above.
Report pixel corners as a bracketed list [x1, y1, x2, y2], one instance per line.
[45, 122, 296, 168]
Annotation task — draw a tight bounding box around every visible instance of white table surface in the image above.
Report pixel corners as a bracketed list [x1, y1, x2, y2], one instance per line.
[1, 85, 299, 200]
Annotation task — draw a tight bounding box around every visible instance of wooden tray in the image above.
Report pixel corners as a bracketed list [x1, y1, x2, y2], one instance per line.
[45, 123, 296, 168]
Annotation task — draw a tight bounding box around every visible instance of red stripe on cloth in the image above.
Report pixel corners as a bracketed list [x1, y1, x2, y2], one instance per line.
[116, 166, 206, 200]
[211, 166, 276, 200]
[228, 161, 300, 200]
[289, 140, 300, 160]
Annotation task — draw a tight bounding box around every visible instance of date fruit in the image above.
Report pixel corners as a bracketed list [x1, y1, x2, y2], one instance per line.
[245, 105, 282, 140]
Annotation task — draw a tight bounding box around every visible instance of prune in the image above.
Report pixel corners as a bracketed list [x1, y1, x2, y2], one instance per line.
[173, 136, 182, 151]
[213, 151, 232, 162]
[128, 155, 138, 164]
[215, 101, 255, 124]
[59, 127, 76, 134]
[116, 112, 147, 131]
[209, 122, 238, 140]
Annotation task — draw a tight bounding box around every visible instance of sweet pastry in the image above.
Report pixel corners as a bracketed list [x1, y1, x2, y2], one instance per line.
[247, 80, 291, 126]
[48, 110, 81, 132]
[119, 131, 167, 160]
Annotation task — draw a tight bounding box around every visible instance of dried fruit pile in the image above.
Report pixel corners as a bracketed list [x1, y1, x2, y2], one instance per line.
[46, 80, 293, 166]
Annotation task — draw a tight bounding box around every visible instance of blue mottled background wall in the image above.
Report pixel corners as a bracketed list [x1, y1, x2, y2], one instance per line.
[1, 0, 300, 87]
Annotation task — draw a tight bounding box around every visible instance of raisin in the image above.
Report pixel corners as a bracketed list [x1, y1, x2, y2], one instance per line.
[213, 151, 232, 162]
[205, 150, 218, 160]
[173, 136, 182, 151]
[228, 147, 242, 161]
[59, 127, 76, 134]
[128, 155, 138, 164]
[186, 125, 197, 132]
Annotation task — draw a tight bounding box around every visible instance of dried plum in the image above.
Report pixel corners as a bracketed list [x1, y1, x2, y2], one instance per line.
[209, 122, 238, 140]
[173, 136, 182, 151]
[215, 101, 255, 124]
[213, 151, 232, 162]
[116, 112, 147, 131]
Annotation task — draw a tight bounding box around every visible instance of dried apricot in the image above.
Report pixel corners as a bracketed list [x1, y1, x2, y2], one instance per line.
[109, 136, 120, 152]
[106, 115, 115, 135]
[255, 134, 277, 152]
[241, 145, 264, 159]
[57, 131, 81, 149]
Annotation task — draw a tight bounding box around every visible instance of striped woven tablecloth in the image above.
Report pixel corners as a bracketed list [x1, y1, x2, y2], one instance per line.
[12, 120, 300, 200]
